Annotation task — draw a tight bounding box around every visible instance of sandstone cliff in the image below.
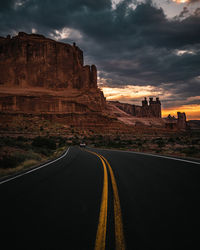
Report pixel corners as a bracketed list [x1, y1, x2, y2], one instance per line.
[0, 32, 106, 115]
[0, 32, 97, 89]
[0, 32, 177, 134]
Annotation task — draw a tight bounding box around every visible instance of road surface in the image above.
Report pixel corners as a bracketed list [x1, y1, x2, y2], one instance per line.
[1, 146, 200, 249]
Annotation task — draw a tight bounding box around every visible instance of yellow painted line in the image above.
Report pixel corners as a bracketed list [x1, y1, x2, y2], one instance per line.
[85, 150, 108, 250]
[101, 155, 126, 250]
[84, 149, 126, 250]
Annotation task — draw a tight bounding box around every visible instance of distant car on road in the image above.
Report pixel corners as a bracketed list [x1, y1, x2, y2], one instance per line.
[80, 142, 86, 148]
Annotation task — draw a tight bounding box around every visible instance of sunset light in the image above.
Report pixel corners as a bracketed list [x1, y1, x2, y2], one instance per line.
[162, 105, 200, 120]
[172, 0, 189, 3]
[0, 1, 200, 248]
[101, 85, 162, 103]
[102, 85, 200, 120]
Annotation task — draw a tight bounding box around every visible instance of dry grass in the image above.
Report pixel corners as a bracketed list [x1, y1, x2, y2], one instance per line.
[19, 159, 40, 169]
[0, 144, 67, 179]
[0, 159, 41, 178]
[51, 146, 66, 158]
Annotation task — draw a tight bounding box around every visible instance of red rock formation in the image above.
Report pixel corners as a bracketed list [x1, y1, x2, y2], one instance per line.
[109, 101, 135, 116]
[109, 97, 162, 118]
[0, 32, 97, 90]
[164, 112, 187, 131]
[177, 112, 187, 130]
[0, 32, 178, 134]
[0, 32, 106, 117]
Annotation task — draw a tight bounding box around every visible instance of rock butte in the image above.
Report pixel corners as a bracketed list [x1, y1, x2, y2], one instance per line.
[0, 32, 186, 133]
[0, 32, 105, 111]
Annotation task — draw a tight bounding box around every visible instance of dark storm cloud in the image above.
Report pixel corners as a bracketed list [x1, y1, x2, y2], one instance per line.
[0, 0, 15, 10]
[0, 0, 200, 105]
[188, 0, 200, 3]
[179, 6, 189, 18]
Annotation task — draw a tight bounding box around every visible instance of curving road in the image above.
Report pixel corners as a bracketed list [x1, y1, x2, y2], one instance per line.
[1, 146, 200, 249]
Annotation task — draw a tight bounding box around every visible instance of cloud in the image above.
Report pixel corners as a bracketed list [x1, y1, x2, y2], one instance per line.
[188, 0, 200, 3]
[0, 0, 200, 109]
[179, 6, 189, 17]
[187, 0, 200, 3]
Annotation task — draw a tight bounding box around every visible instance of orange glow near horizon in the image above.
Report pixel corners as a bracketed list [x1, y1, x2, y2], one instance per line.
[172, 0, 189, 3]
[101, 85, 200, 120]
[101, 85, 163, 103]
[162, 104, 200, 120]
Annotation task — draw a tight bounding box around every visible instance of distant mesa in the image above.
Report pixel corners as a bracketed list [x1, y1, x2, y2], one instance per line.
[110, 97, 161, 118]
[110, 98, 187, 130]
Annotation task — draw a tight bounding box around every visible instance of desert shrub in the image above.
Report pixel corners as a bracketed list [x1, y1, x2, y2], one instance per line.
[0, 156, 19, 168]
[157, 140, 165, 148]
[0, 137, 15, 147]
[108, 141, 118, 147]
[131, 140, 137, 145]
[180, 146, 199, 155]
[168, 137, 175, 143]
[0, 136, 28, 149]
[156, 149, 162, 153]
[17, 136, 27, 142]
[127, 140, 132, 145]
[89, 137, 95, 142]
[0, 153, 27, 169]
[137, 141, 142, 147]
[72, 138, 79, 145]
[25, 151, 42, 161]
[152, 138, 165, 148]
[32, 136, 56, 150]
[191, 139, 200, 145]
[98, 135, 103, 140]
[32, 147, 50, 156]
[114, 136, 120, 141]
[20, 160, 39, 169]
[12, 152, 27, 161]
[58, 137, 66, 147]
[104, 140, 124, 148]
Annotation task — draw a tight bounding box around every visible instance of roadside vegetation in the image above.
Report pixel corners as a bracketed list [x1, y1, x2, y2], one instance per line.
[1, 130, 199, 178]
[76, 131, 200, 159]
[0, 136, 67, 178]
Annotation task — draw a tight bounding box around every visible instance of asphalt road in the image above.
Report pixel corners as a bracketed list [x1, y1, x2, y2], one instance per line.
[1, 146, 200, 249]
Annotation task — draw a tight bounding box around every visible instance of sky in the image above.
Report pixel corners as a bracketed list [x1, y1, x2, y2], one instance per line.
[0, 0, 200, 119]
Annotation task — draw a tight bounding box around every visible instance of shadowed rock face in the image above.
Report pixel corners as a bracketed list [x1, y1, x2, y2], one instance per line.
[0, 32, 106, 116]
[0, 32, 97, 89]
[109, 97, 161, 118]
[177, 112, 187, 130]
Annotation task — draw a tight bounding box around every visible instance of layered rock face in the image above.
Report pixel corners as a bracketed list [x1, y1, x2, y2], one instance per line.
[0, 32, 177, 134]
[177, 112, 187, 130]
[164, 112, 187, 130]
[110, 97, 161, 118]
[0, 32, 106, 116]
[0, 32, 97, 89]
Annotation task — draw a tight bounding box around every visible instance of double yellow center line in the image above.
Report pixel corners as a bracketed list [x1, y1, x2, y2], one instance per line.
[85, 150, 126, 250]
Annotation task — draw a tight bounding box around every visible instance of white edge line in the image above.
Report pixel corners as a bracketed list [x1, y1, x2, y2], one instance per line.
[0, 147, 70, 185]
[96, 148, 200, 165]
